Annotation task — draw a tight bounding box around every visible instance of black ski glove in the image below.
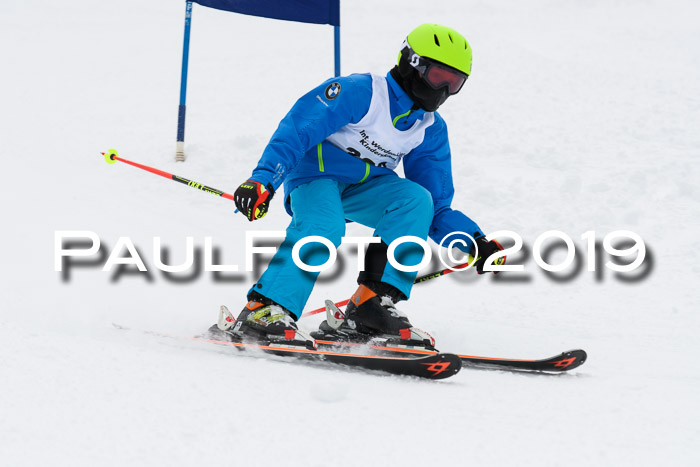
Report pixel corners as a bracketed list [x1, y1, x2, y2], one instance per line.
[471, 234, 506, 274]
[234, 180, 275, 221]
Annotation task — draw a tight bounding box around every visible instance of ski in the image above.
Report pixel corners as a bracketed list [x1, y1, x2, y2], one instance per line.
[315, 340, 587, 373]
[457, 349, 587, 372]
[313, 300, 587, 373]
[113, 323, 462, 380]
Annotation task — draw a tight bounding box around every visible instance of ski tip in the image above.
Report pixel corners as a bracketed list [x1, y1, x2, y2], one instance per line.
[419, 353, 463, 380]
[544, 349, 587, 372]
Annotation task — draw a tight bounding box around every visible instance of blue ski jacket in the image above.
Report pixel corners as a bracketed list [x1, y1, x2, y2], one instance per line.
[248, 72, 484, 247]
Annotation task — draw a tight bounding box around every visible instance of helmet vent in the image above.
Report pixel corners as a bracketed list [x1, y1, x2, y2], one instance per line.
[448, 33, 453, 43]
[464, 40, 468, 49]
[433, 34, 440, 46]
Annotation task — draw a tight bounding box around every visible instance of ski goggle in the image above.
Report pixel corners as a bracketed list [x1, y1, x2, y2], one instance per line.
[402, 43, 469, 95]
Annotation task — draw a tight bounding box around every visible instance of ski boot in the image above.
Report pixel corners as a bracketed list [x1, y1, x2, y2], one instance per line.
[207, 294, 316, 350]
[312, 282, 436, 351]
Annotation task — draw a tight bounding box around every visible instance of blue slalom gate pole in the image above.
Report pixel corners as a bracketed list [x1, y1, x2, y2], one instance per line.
[334, 24, 340, 77]
[176, 1, 193, 161]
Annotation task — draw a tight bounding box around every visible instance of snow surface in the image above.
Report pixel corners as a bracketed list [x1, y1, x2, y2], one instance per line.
[2, 0, 700, 465]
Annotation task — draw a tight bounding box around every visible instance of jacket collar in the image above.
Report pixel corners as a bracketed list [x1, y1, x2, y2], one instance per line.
[385, 72, 426, 121]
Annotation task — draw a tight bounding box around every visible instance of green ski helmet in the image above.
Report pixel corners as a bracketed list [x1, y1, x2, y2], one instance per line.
[393, 24, 472, 111]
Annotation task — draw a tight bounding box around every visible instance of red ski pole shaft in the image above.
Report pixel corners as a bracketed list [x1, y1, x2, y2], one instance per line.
[301, 254, 475, 318]
[102, 149, 234, 202]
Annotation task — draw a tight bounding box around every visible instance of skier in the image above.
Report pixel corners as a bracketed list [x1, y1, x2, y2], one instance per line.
[223, 24, 504, 349]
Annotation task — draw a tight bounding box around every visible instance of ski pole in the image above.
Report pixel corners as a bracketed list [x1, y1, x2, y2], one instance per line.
[101, 149, 235, 202]
[301, 255, 475, 318]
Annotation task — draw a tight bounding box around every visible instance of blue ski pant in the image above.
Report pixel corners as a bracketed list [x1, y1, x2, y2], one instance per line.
[248, 175, 434, 319]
